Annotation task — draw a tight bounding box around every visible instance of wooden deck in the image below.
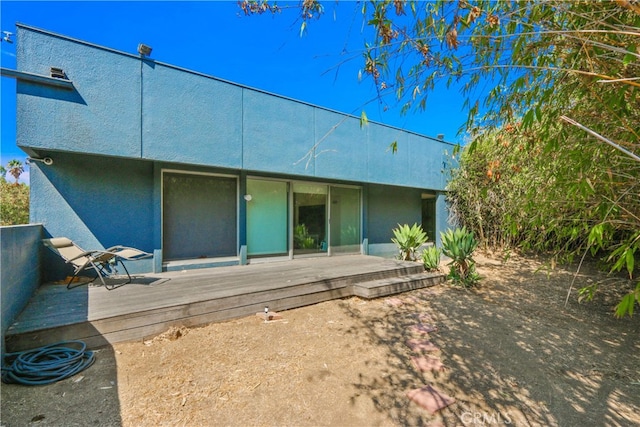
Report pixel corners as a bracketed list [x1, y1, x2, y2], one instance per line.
[5, 255, 444, 352]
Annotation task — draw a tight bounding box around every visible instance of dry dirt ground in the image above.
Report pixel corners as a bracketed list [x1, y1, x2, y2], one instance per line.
[2, 253, 639, 426]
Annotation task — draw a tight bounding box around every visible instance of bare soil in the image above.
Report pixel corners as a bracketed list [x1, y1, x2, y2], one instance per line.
[2, 253, 639, 426]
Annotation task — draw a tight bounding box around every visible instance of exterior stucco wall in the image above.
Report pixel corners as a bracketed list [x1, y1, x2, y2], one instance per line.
[242, 90, 317, 176]
[435, 191, 453, 247]
[16, 24, 456, 272]
[30, 152, 155, 280]
[16, 24, 452, 191]
[16, 28, 142, 158]
[1, 224, 42, 361]
[142, 63, 243, 166]
[367, 183, 422, 243]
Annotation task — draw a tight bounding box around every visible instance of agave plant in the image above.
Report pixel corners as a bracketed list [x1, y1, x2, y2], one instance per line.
[440, 227, 480, 287]
[391, 223, 428, 261]
[421, 245, 441, 272]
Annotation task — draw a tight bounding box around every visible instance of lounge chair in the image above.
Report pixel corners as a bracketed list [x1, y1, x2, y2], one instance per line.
[43, 237, 152, 290]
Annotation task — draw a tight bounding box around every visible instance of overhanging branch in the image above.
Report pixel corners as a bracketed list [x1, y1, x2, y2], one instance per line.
[560, 115, 640, 163]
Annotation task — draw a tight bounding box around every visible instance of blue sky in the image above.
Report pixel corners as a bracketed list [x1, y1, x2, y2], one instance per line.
[1, 1, 470, 183]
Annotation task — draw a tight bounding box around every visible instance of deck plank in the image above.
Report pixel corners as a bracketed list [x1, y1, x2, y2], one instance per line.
[6, 255, 442, 351]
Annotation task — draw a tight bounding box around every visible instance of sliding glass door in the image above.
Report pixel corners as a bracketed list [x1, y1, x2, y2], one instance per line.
[245, 180, 361, 260]
[293, 183, 327, 255]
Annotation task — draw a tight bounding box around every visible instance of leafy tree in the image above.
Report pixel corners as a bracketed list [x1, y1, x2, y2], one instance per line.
[240, 0, 640, 315]
[0, 160, 29, 225]
[0, 181, 29, 225]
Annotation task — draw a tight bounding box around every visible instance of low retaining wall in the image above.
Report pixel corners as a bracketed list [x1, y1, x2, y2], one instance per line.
[1, 224, 43, 360]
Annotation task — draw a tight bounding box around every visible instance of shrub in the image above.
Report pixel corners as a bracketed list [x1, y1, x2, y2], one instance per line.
[441, 227, 480, 287]
[421, 245, 441, 272]
[0, 179, 29, 225]
[391, 223, 427, 261]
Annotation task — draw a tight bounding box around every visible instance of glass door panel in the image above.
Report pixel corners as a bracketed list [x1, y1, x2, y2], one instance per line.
[329, 186, 361, 254]
[246, 179, 288, 256]
[293, 183, 327, 255]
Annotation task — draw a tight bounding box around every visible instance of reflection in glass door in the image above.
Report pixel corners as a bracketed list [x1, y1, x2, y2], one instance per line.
[293, 183, 327, 255]
[329, 186, 361, 254]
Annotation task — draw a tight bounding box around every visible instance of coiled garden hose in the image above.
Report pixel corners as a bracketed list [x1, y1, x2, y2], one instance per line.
[1, 340, 95, 385]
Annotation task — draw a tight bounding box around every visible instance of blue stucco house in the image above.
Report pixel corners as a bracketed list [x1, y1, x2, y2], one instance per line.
[12, 24, 453, 278]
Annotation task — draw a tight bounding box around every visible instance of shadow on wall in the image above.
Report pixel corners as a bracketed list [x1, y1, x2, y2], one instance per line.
[31, 152, 155, 281]
[18, 80, 87, 105]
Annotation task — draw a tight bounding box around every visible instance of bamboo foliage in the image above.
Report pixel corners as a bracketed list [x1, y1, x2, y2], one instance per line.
[241, 1, 639, 315]
[359, 0, 639, 314]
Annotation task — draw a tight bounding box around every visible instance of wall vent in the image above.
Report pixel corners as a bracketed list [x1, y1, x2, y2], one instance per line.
[49, 67, 66, 79]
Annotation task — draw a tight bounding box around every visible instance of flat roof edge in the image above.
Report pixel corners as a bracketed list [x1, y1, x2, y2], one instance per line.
[15, 23, 458, 146]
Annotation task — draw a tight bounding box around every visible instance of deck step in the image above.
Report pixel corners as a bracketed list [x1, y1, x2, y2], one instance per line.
[5, 256, 445, 352]
[351, 272, 444, 299]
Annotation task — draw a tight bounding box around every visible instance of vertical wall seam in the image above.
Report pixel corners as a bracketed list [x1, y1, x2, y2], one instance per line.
[241, 88, 244, 170]
[140, 59, 144, 159]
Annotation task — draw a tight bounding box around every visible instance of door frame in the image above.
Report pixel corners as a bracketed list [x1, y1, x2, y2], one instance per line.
[289, 180, 363, 259]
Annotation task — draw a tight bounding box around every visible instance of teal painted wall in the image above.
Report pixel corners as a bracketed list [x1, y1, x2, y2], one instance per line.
[16, 24, 452, 190]
[143, 63, 243, 167]
[16, 28, 141, 158]
[29, 152, 155, 279]
[16, 24, 455, 272]
[367, 184, 423, 244]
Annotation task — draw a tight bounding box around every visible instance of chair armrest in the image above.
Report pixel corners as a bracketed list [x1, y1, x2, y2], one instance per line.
[66, 250, 99, 262]
[66, 250, 115, 263]
[112, 248, 153, 260]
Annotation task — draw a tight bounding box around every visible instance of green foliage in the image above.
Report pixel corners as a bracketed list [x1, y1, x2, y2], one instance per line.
[364, 1, 640, 312]
[441, 227, 480, 288]
[447, 118, 639, 314]
[391, 223, 427, 261]
[421, 245, 441, 272]
[615, 282, 640, 318]
[1, 159, 29, 225]
[242, 1, 640, 315]
[359, 110, 368, 128]
[238, 0, 323, 37]
[0, 179, 29, 225]
[294, 224, 315, 249]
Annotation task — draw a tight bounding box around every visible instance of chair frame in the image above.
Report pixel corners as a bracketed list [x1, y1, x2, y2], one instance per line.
[63, 247, 133, 290]
[43, 238, 152, 290]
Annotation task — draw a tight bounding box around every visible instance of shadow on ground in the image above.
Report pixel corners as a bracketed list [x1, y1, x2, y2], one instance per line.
[1, 344, 121, 426]
[341, 255, 640, 426]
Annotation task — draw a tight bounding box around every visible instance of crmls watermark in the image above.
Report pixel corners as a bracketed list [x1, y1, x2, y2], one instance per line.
[460, 411, 513, 425]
